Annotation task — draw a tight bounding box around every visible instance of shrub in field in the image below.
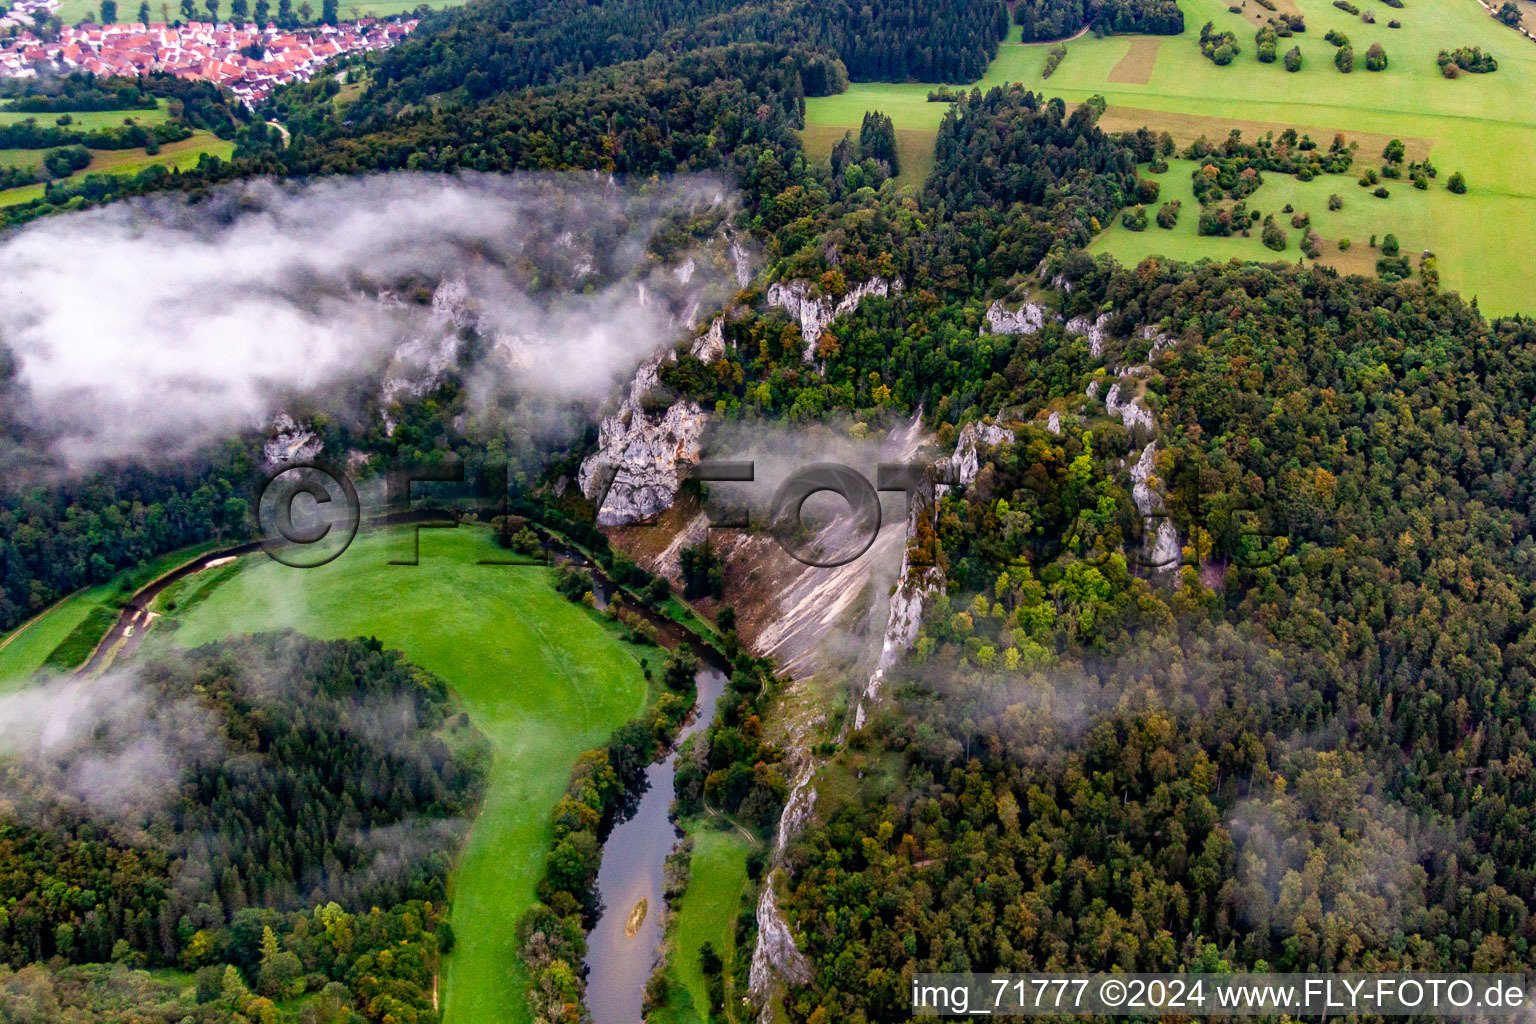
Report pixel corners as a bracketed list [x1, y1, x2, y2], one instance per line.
[1439, 46, 1497, 73]
[1336, 44, 1355, 71]
[1365, 42, 1388, 69]
[1262, 215, 1288, 250]
[1284, 45, 1303, 69]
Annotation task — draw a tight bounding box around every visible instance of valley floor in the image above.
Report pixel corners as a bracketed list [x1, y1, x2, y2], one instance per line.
[151, 526, 654, 1024]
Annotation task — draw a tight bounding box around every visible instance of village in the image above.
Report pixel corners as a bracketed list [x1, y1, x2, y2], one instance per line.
[0, 0, 416, 102]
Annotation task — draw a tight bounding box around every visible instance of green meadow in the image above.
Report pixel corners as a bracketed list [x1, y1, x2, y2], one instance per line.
[1093, 156, 1438, 274]
[0, 539, 222, 690]
[0, 99, 172, 129]
[662, 826, 753, 1024]
[157, 526, 652, 1024]
[804, 0, 1536, 312]
[0, 131, 235, 207]
[0, 584, 117, 691]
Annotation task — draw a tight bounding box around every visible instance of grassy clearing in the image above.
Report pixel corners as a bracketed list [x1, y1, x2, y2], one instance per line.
[156, 526, 651, 1024]
[0, 148, 46, 171]
[0, 131, 234, 207]
[803, 0, 1536, 312]
[0, 584, 114, 691]
[1093, 156, 1444, 274]
[0, 99, 171, 129]
[800, 120, 938, 189]
[0, 540, 222, 690]
[665, 827, 752, 1023]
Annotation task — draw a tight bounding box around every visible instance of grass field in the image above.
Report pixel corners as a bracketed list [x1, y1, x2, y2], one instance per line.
[663, 826, 752, 1024]
[0, 539, 222, 691]
[803, 0, 1536, 313]
[156, 526, 651, 1024]
[1093, 156, 1441, 274]
[800, 122, 938, 189]
[0, 584, 116, 691]
[0, 148, 46, 171]
[0, 131, 234, 208]
[0, 99, 172, 129]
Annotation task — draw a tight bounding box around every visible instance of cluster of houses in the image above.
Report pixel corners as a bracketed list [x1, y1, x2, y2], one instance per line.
[0, 4, 416, 103]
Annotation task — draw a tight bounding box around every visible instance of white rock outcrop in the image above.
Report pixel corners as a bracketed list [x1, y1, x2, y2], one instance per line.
[983, 300, 1049, 336]
[1105, 382, 1155, 433]
[749, 870, 813, 1022]
[577, 354, 707, 527]
[767, 277, 897, 362]
[262, 414, 322, 467]
[689, 316, 727, 363]
[1066, 312, 1111, 358]
[937, 420, 1015, 491]
[577, 318, 731, 526]
[853, 546, 943, 730]
[1129, 441, 1180, 572]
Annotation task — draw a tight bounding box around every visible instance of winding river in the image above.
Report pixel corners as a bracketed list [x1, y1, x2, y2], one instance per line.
[584, 665, 729, 1024]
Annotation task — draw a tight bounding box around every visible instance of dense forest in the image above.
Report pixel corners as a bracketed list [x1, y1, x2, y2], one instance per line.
[0, 633, 485, 1020]
[367, 0, 1006, 101]
[1013, 0, 1183, 42]
[768, 258, 1536, 1018]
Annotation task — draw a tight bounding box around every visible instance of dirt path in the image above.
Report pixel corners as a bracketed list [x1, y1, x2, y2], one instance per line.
[702, 798, 759, 845]
[1004, 23, 1092, 45]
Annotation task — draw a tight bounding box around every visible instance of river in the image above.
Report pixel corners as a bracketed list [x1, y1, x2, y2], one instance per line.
[584, 665, 729, 1024]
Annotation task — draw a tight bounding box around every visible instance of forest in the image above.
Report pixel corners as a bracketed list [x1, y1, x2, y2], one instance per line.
[1013, 0, 1183, 42]
[0, 633, 485, 1021]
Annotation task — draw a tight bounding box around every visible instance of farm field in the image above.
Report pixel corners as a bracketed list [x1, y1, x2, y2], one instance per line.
[800, 122, 936, 188]
[803, 0, 1536, 312]
[156, 526, 653, 1024]
[0, 131, 234, 207]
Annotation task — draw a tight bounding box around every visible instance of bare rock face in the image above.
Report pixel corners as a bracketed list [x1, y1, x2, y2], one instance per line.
[1129, 441, 1180, 572]
[379, 277, 470, 434]
[767, 277, 897, 362]
[983, 300, 1049, 336]
[1105, 381, 1156, 433]
[577, 319, 728, 526]
[577, 355, 707, 527]
[1138, 323, 1177, 355]
[689, 316, 727, 363]
[1066, 312, 1112, 358]
[749, 871, 813, 1023]
[262, 414, 322, 467]
[937, 420, 1015, 491]
[731, 241, 753, 288]
[853, 546, 943, 730]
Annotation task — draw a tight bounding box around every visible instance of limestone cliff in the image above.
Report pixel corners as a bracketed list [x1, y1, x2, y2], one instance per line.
[766, 277, 898, 362]
[576, 318, 728, 526]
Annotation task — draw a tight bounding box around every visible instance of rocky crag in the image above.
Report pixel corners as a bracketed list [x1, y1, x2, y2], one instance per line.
[767, 277, 898, 362]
